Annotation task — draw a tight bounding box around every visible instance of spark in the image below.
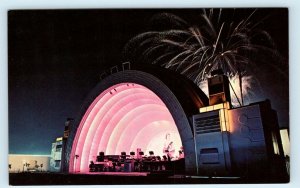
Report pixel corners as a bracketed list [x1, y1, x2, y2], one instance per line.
[123, 9, 283, 105]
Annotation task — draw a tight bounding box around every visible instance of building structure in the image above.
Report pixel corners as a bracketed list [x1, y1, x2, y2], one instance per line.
[193, 71, 287, 177]
[49, 137, 63, 172]
[49, 118, 74, 172]
[61, 63, 288, 179]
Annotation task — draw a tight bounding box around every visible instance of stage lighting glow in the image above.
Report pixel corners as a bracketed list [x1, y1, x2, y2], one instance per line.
[69, 83, 182, 173]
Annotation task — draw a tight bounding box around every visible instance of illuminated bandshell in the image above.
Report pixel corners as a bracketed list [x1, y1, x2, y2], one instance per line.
[64, 65, 209, 174]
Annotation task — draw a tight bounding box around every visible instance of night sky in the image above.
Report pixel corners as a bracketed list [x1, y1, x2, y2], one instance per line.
[8, 9, 288, 155]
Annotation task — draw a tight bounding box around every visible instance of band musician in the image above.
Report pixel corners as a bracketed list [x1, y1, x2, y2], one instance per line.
[163, 133, 175, 161]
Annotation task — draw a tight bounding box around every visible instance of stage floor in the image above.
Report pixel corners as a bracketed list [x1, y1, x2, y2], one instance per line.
[9, 172, 289, 185]
[80, 172, 149, 176]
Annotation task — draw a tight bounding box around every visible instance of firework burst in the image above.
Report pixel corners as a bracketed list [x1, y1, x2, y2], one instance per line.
[123, 9, 283, 106]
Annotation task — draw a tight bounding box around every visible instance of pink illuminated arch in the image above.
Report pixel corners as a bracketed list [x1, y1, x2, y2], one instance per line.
[69, 83, 182, 173]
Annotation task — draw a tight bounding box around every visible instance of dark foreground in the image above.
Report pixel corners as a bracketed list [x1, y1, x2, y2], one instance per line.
[9, 172, 289, 185]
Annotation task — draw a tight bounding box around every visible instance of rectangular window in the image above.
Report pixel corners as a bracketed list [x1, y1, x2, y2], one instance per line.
[54, 160, 61, 167]
[56, 145, 62, 152]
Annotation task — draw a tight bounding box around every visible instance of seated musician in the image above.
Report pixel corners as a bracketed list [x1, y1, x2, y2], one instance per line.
[178, 146, 185, 159]
[89, 161, 95, 172]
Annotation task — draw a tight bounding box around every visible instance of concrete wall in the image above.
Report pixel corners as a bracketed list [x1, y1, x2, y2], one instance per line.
[228, 104, 269, 176]
[193, 110, 231, 176]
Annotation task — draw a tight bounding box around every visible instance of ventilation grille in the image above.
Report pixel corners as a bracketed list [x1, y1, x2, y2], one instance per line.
[194, 115, 221, 134]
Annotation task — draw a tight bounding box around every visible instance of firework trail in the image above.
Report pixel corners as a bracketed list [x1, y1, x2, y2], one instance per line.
[123, 9, 285, 106]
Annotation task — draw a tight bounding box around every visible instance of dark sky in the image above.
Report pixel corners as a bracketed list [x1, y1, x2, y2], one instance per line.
[8, 8, 288, 155]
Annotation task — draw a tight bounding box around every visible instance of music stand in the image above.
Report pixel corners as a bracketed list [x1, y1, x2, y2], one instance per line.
[149, 151, 154, 156]
[121, 152, 126, 160]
